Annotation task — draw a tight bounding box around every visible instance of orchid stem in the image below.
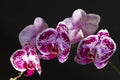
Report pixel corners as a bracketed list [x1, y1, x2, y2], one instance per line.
[10, 72, 23, 80]
[109, 61, 120, 76]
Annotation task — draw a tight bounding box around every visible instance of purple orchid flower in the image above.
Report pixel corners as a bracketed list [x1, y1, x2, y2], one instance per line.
[74, 29, 116, 69]
[36, 27, 71, 63]
[10, 45, 42, 76]
[60, 9, 100, 44]
[19, 17, 48, 47]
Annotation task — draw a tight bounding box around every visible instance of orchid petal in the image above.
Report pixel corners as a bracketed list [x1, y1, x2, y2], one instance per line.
[10, 45, 42, 76]
[72, 9, 87, 26]
[81, 23, 99, 36]
[69, 29, 84, 44]
[19, 17, 48, 47]
[36, 28, 58, 60]
[57, 31, 71, 63]
[97, 29, 109, 38]
[86, 14, 100, 25]
[61, 9, 100, 44]
[95, 37, 116, 62]
[75, 35, 99, 64]
[63, 18, 73, 30]
[94, 60, 108, 69]
[10, 49, 27, 72]
[24, 69, 35, 77]
[74, 55, 93, 65]
[62, 18, 84, 44]
[56, 21, 69, 33]
[36, 28, 71, 62]
[24, 45, 42, 75]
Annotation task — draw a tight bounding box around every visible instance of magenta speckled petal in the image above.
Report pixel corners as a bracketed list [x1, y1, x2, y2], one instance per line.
[36, 28, 71, 63]
[10, 49, 27, 72]
[24, 69, 35, 77]
[95, 36, 116, 62]
[75, 35, 99, 64]
[56, 21, 69, 33]
[74, 29, 116, 69]
[36, 28, 58, 56]
[10, 45, 42, 76]
[57, 31, 71, 63]
[94, 60, 108, 69]
[97, 29, 109, 38]
[74, 55, 93, 65]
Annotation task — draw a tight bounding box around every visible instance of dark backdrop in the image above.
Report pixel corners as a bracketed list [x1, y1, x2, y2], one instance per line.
[0, 0, 120, 80]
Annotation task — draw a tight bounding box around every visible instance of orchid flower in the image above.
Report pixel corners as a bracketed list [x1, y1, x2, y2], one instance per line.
[19, 17, 48, 47]
[10, 45, 42, 76]
[74, 29, 116, 69]
[60, 9, 100, 44]
[36, 27, 71, 63]
[10, 17, 47, 80]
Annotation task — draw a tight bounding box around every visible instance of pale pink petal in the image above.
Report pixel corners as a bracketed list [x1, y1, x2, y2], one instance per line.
[19, 17, 48, 47]
[62, 18, 84, 44]
[86, 14, 100, 24]
[81, 23, 98, 36]
[69, 29, 84, 44]
[63, 18, 73, 30]
[33, 17, 48, 34]
[72, 9, 87, 26]
[94, 60, 108, 69]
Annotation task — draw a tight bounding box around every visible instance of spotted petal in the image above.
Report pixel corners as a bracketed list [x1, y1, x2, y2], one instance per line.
[97, 29, 109, 38]
[10, 49, 27, 72]
[36, 28, 58, 60]
[57, 31, 71, 63]
[10, 45, 42, 76]
[24, 45, 42, 75]
[95, 36, 116, 63]
[36, 28, 71, 63]
[74, 35, 99, 64]
[94, 60, 108, 69]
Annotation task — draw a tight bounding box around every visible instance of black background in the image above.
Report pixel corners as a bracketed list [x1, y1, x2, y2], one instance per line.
[0, 0, 120, 80]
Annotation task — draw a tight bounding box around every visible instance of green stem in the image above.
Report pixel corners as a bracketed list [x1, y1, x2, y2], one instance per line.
[109, 61, 120, 76]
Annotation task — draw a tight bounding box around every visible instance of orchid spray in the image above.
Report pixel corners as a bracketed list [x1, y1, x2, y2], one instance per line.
[10, 9, 119, 80]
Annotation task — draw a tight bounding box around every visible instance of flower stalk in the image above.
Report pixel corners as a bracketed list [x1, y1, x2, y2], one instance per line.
[10, 72, 23, 80]
[109, 61, 120, 76]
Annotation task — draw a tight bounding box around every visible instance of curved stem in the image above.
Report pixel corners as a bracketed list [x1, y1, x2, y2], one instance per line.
[10, 72, 23, 80]
[109, 61, 120, 76]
